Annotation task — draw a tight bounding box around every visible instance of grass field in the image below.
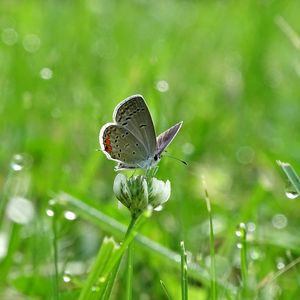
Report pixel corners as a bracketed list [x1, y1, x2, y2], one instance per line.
[1, 1, 300, 299]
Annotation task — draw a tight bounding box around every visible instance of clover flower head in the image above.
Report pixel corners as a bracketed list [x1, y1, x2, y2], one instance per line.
[113, 173, 171, 217]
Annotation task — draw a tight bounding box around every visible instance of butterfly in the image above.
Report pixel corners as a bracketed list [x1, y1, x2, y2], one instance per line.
[99, 95, 182, 170]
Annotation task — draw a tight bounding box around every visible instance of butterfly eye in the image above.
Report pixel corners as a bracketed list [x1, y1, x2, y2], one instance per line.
[154, 154, 159, 161]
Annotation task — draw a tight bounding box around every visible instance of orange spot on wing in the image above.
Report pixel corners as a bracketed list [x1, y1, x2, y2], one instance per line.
[104, 136, 113, 154]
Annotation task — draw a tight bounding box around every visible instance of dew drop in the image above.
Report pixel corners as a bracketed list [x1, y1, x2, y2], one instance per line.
[276, 258, 285, 270]
[236, 243, 243, 249]
[272, 214, 288, 229]
[6, 197, 35, 224]
[2, 28, 18, 45]
[46, 209, 55, 217]
[23, 33, 41, 53]
[285, 191, 299, 199]
[249, 248, 262, 260]
[155, 80, 169, 93]
[10, 154, 24, 171]
[10, 153, 32, 171]
[235, 223, 246, 237]
[235, 229, 242, 237]
[40, 67, 53, 80]
[285, 181, 299, 199]
[64, 211, 77, 221]
[247, 222, 256, 233]
[63, 274, 71, 283]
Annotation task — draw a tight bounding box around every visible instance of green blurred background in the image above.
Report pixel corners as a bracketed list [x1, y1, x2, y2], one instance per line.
[1, 0, 300, 299]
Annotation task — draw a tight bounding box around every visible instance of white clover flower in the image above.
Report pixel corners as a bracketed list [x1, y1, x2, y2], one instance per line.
[148, 178, 171, 208]
[113, 174, 171, 217]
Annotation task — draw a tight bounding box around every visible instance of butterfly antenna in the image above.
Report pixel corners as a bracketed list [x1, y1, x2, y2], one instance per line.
[163, 153, 187, 166]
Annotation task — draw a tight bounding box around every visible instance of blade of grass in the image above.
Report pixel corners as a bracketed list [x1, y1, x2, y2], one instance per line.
[202, 177, 217, 300]
[180, 241, 188, 300]
[160, 280, 172, 300]
[101, 259, 122, 300]
[236, 223, 248, 297]
[78, 237, 119, 300]
[52, 210, 59, 300]
[277, 160, 300, 195]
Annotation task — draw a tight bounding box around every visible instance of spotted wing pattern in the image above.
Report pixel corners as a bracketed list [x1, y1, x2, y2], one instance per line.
[100, 124, 147, 167]
[156, 122, 183, 156]
[113, 95, 156, 157]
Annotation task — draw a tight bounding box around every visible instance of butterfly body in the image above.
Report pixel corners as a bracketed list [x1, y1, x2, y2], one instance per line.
[99, 95, 182, 170]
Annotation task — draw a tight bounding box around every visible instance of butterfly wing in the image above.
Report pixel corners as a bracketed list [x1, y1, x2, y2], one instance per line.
[113, 95, 157, 157]
[156, 121, 183, 156]
[99, 123, 148, 168]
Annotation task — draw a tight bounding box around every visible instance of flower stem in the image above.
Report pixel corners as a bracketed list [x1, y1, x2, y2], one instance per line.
[125, 215, 137, 300]
[126, 239, 134, 300]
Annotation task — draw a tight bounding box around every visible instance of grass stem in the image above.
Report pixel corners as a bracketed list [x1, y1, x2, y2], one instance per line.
[52, 211, 59, 300]
[202, 177, 217, 300]
[180, 241, 188, 300]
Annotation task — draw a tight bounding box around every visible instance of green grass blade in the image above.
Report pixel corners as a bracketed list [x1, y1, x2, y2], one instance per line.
[160, 280, 172, 300]
[180, 241, 188, 300]
[101, 259, 122, 300]
[78, 237, 119, 300]
[236, 223, 248, 297]
[277, 160, 300, 196]
[52, 212, 59, 300]
[203, 179, 217, 300]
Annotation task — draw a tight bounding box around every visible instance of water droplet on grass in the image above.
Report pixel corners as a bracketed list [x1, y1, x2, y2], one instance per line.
[46, 209, 55, 217]
[272, 214, 287, 229]
[10, 153, 32, 171]
[10, 154, 24, 171]
[64, 211, 77, 221]
[247, 222, 256, 232]
[6, 196, 35, 224]
[236, 243, 243, 249]
[235, 223, 246, 237]
[63, 274, 71, 283]
[285, 191, 299, 199]
[40, 67, 53, 80]
[156, 80, 169, 92]
[249, 248, 262, 260]
[2, 28, 18, 45]
[23, 33, 40, 53]
[285, 181, 299, 199]
[276, 258, 285, 270]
